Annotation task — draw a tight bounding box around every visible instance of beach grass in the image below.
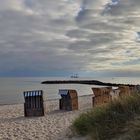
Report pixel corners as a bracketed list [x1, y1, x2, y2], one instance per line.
[72, 93, 140, 140]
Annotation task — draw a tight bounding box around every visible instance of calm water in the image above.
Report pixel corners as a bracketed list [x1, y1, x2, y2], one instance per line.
[0, 77, 140, 105]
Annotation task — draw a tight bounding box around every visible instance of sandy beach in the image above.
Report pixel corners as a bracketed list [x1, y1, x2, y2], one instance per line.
[0, 95, 93, 140]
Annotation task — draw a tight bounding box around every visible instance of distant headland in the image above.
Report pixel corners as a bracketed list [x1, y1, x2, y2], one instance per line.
[41, 79, 136, 87]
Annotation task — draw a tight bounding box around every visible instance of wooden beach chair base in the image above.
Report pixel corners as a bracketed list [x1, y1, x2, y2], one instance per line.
[24, 104, 44, 117]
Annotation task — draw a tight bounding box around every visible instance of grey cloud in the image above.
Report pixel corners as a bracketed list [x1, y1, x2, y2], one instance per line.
[24, 0, 34, 8]
[79, 19, 128, 32]
[66, 29, 91, 39]
[0, 0, 140, 76]
[102, 0, 140, 16]
[68, 32, 123, 53]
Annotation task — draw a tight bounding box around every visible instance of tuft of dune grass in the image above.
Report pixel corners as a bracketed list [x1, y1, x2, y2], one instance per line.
[72, 93, 140, 140]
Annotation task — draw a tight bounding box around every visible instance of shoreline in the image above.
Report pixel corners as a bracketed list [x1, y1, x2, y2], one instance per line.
[0, 94, 93, 106]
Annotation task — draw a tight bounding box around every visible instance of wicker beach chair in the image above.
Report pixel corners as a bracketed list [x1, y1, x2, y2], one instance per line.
[59, 89, 78, 111]
[118, 86, 131, 97]
[23, 90, 44, 117]
[92, 87, 112, 106]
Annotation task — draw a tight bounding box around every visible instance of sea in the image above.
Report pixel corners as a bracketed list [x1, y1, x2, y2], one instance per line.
[0, 77, 140, 105]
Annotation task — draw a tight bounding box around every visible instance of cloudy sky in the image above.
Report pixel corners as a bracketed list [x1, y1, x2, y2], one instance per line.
[0, 0, 140, 77]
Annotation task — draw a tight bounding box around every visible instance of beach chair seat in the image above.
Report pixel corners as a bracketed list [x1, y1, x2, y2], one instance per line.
[23, 90, 44, 117]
